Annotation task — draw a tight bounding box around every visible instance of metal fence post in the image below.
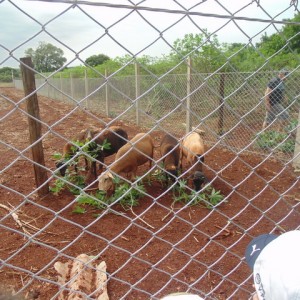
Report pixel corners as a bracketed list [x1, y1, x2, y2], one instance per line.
[186, 56, 192, 133]
[218, 72, 225, 135]
[85, 69, 89, 109]
[70, 72, 74, 101]
[105, 69, 110, 117]
[135, 62, 140, 126]
[60, 73, 63, 101]
[292, 108, 300, 171]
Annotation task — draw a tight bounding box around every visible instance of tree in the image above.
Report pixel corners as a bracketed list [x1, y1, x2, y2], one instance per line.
[0, 67, 20, 82]
[223, 43, 262, 71]
[256, 13, 300, 56]
[85, 54, 110, 67]
[256, 32, 285, 56]
[25, 42, 67, 72]
[281, 12, 300, 53]
[171, 31, 226, 72]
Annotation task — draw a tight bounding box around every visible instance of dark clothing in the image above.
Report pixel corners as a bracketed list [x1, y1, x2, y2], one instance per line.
[267, 77, 285, 106]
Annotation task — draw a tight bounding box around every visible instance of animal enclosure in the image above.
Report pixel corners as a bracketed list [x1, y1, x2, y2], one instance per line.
[1, 1, 300, 300]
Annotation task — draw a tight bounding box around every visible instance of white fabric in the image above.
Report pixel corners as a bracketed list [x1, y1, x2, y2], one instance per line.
[253, 230, 300, 300]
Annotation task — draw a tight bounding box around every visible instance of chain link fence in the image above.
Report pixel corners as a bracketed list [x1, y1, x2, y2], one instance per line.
[1, 1, 300, 300]
[14, 69, 300, 156]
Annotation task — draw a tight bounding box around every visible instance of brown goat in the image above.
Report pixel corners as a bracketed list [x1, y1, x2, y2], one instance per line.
[89, 126, 128, 177]
[56, 126, 128, 179]
[160, 133, 180, 184]
[98, 133, 154, 192]
[180, 131, 207, 191]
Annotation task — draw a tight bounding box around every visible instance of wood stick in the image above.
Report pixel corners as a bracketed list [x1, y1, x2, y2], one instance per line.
[130, 207, 155, 229]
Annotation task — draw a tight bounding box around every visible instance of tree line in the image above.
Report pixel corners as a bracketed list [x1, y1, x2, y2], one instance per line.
[1, 12, 299, 81]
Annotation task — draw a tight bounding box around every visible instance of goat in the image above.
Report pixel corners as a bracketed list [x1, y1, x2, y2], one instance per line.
[98, 133, 154, 192]
[56, 128, 97, 177]
[88, 126, 128, 178]
[56, 126, 128, 179]
[160, 133, 180, 184]
[180, 131, 207, 191]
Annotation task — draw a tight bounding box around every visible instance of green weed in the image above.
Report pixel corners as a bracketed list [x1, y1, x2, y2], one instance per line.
[109, 178, 146, 210]
[73, 190, 107, 213]
[50, 168, 85, 195]
[173, 180, 225, 208]
[255, 119, 297, 153]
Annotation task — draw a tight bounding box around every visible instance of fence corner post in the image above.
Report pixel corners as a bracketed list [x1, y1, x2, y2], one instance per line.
[20, 57, 49, 197]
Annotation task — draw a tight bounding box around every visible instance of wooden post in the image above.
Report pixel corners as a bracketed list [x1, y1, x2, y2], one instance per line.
[135, 62, 141, 126]
[105, 69, 110, 117]
[218, 72, 225, 135]
[186, 56, 192, 133]
[20, 57, 49, 197]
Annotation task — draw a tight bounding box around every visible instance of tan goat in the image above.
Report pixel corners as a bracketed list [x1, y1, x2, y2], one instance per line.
[160, 133, 180, 184]
[98, 133, 154, 192]
[180, 131, 207, 191]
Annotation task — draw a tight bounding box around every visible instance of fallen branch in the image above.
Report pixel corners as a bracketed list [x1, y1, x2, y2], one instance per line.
[0, 204, 31, 235]
[162, 202, 175, 222]
[213, 225, 231, 239]
[130, 207, 155, 229]
[283, 194, 300, 202]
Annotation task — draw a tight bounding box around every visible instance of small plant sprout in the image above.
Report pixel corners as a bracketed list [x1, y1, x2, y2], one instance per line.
[198, 186, 225, 209]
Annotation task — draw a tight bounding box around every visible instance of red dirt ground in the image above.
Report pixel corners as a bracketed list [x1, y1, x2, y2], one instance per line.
[0, 87, 299, 300]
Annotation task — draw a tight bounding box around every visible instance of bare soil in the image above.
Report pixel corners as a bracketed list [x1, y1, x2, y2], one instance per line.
[0, 87, 299, 300]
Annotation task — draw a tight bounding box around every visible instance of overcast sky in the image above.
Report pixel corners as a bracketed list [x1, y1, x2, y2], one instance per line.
[0, 0, 298, 68]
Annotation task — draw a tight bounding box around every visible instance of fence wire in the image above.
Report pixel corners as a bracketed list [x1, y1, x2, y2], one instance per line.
[1, 1, 300, 300]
